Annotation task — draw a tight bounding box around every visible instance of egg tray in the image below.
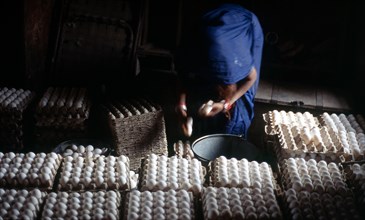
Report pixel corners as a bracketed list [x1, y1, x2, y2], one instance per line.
[271, 134, 353, 165]
[278, 163, 349, 196]
[0, 152, 63, 191]
[121, 189, 198, 220]
[0, 188, 48, 220]
[56, 155, 131, 192]
[206, 159, 282, 196]
[39, 190, 124, 219]
[137, 156, 207, 196]
[200, 186, 283, 220]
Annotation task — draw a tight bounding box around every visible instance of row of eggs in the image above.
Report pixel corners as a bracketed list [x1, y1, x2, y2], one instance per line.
[62, 144, 106, 158]
[37, 87, 88, 113]
[105, 98, 158, 119]
[265, 110, 318, 130]
[321, 112, 364, 135]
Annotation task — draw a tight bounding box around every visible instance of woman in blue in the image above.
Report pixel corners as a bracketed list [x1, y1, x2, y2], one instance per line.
[175, 2, 264, 140]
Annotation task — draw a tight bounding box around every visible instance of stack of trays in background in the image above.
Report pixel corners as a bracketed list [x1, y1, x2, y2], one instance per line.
[263, 109, 365, 219]
[0, 87, 35, 151]
[34, 87, 91, 149]
[263, 110, 365, 163]
[102, 98, 168, 171]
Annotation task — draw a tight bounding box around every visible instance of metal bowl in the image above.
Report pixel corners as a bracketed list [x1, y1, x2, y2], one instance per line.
[192, 134, 259, 165]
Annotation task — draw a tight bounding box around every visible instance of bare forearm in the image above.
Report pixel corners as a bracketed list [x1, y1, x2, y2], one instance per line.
[227, 67, 257, 105]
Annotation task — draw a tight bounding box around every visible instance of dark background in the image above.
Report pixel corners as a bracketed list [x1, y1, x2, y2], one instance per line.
[1, 0, 364, 119]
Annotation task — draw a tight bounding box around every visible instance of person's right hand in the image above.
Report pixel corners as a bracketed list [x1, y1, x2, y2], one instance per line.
[175, 104, 192, 137]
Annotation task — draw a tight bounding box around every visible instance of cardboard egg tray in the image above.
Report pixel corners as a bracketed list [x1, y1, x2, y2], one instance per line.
[122, 189, 197, 220]
[0, 188, 47, 219]
[207, 156, 282, 196]
[42, 190, 122, 219]
[34, 87, 91, 131]
[138, 154, 206, 196]
[0, 152, 62, 190]
[201, 186, 283, 220]
[57, 155, 131, 191]
[263, 110, 365, 163]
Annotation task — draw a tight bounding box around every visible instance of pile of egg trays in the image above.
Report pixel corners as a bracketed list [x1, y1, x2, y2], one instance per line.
[35, 87, 90, 130]
[319, 113, 365, 160]
[58, 155, 130, 191]
[344, 163, 365, 213]
[42, 191, 121, 219]
[0, 188, 46, 219]
[208, 156, 277, 190]
[264, 110, 365, 162]
[201, 186, 282, 220]
[103, 98, 168, 170]
[123, 189, 195, 220]
[173, 140, 194, 159]
[0, 152, 62, 189]
[139, 154, 205, 196]
[281, 158, 348, 195]
[275, 123, 348, 162]
[263, 110, 319, 136]
[0, 87, 35, 150]
[282, 188, 361, 219]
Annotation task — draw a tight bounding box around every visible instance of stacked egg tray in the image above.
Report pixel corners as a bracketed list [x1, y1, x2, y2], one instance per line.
[0, 87, 35, 151]
[35, 87, 90, 130]
[138, 154, 206, 196]
[342, 162, 365, 218]
[41, 190, 122, 219]
[201, 186, 283, 220]
[57, 155, 131, 191]
[0, 152, 62, 190]
[207, 156, 280, 191]
[263, 110, 365, 163]
[102, 98, 168, 171]
[279, 158, 363, 219]
[122, 189, 197, 220]
[34, 87, 91, 148]
[0, 188, 47, 219]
